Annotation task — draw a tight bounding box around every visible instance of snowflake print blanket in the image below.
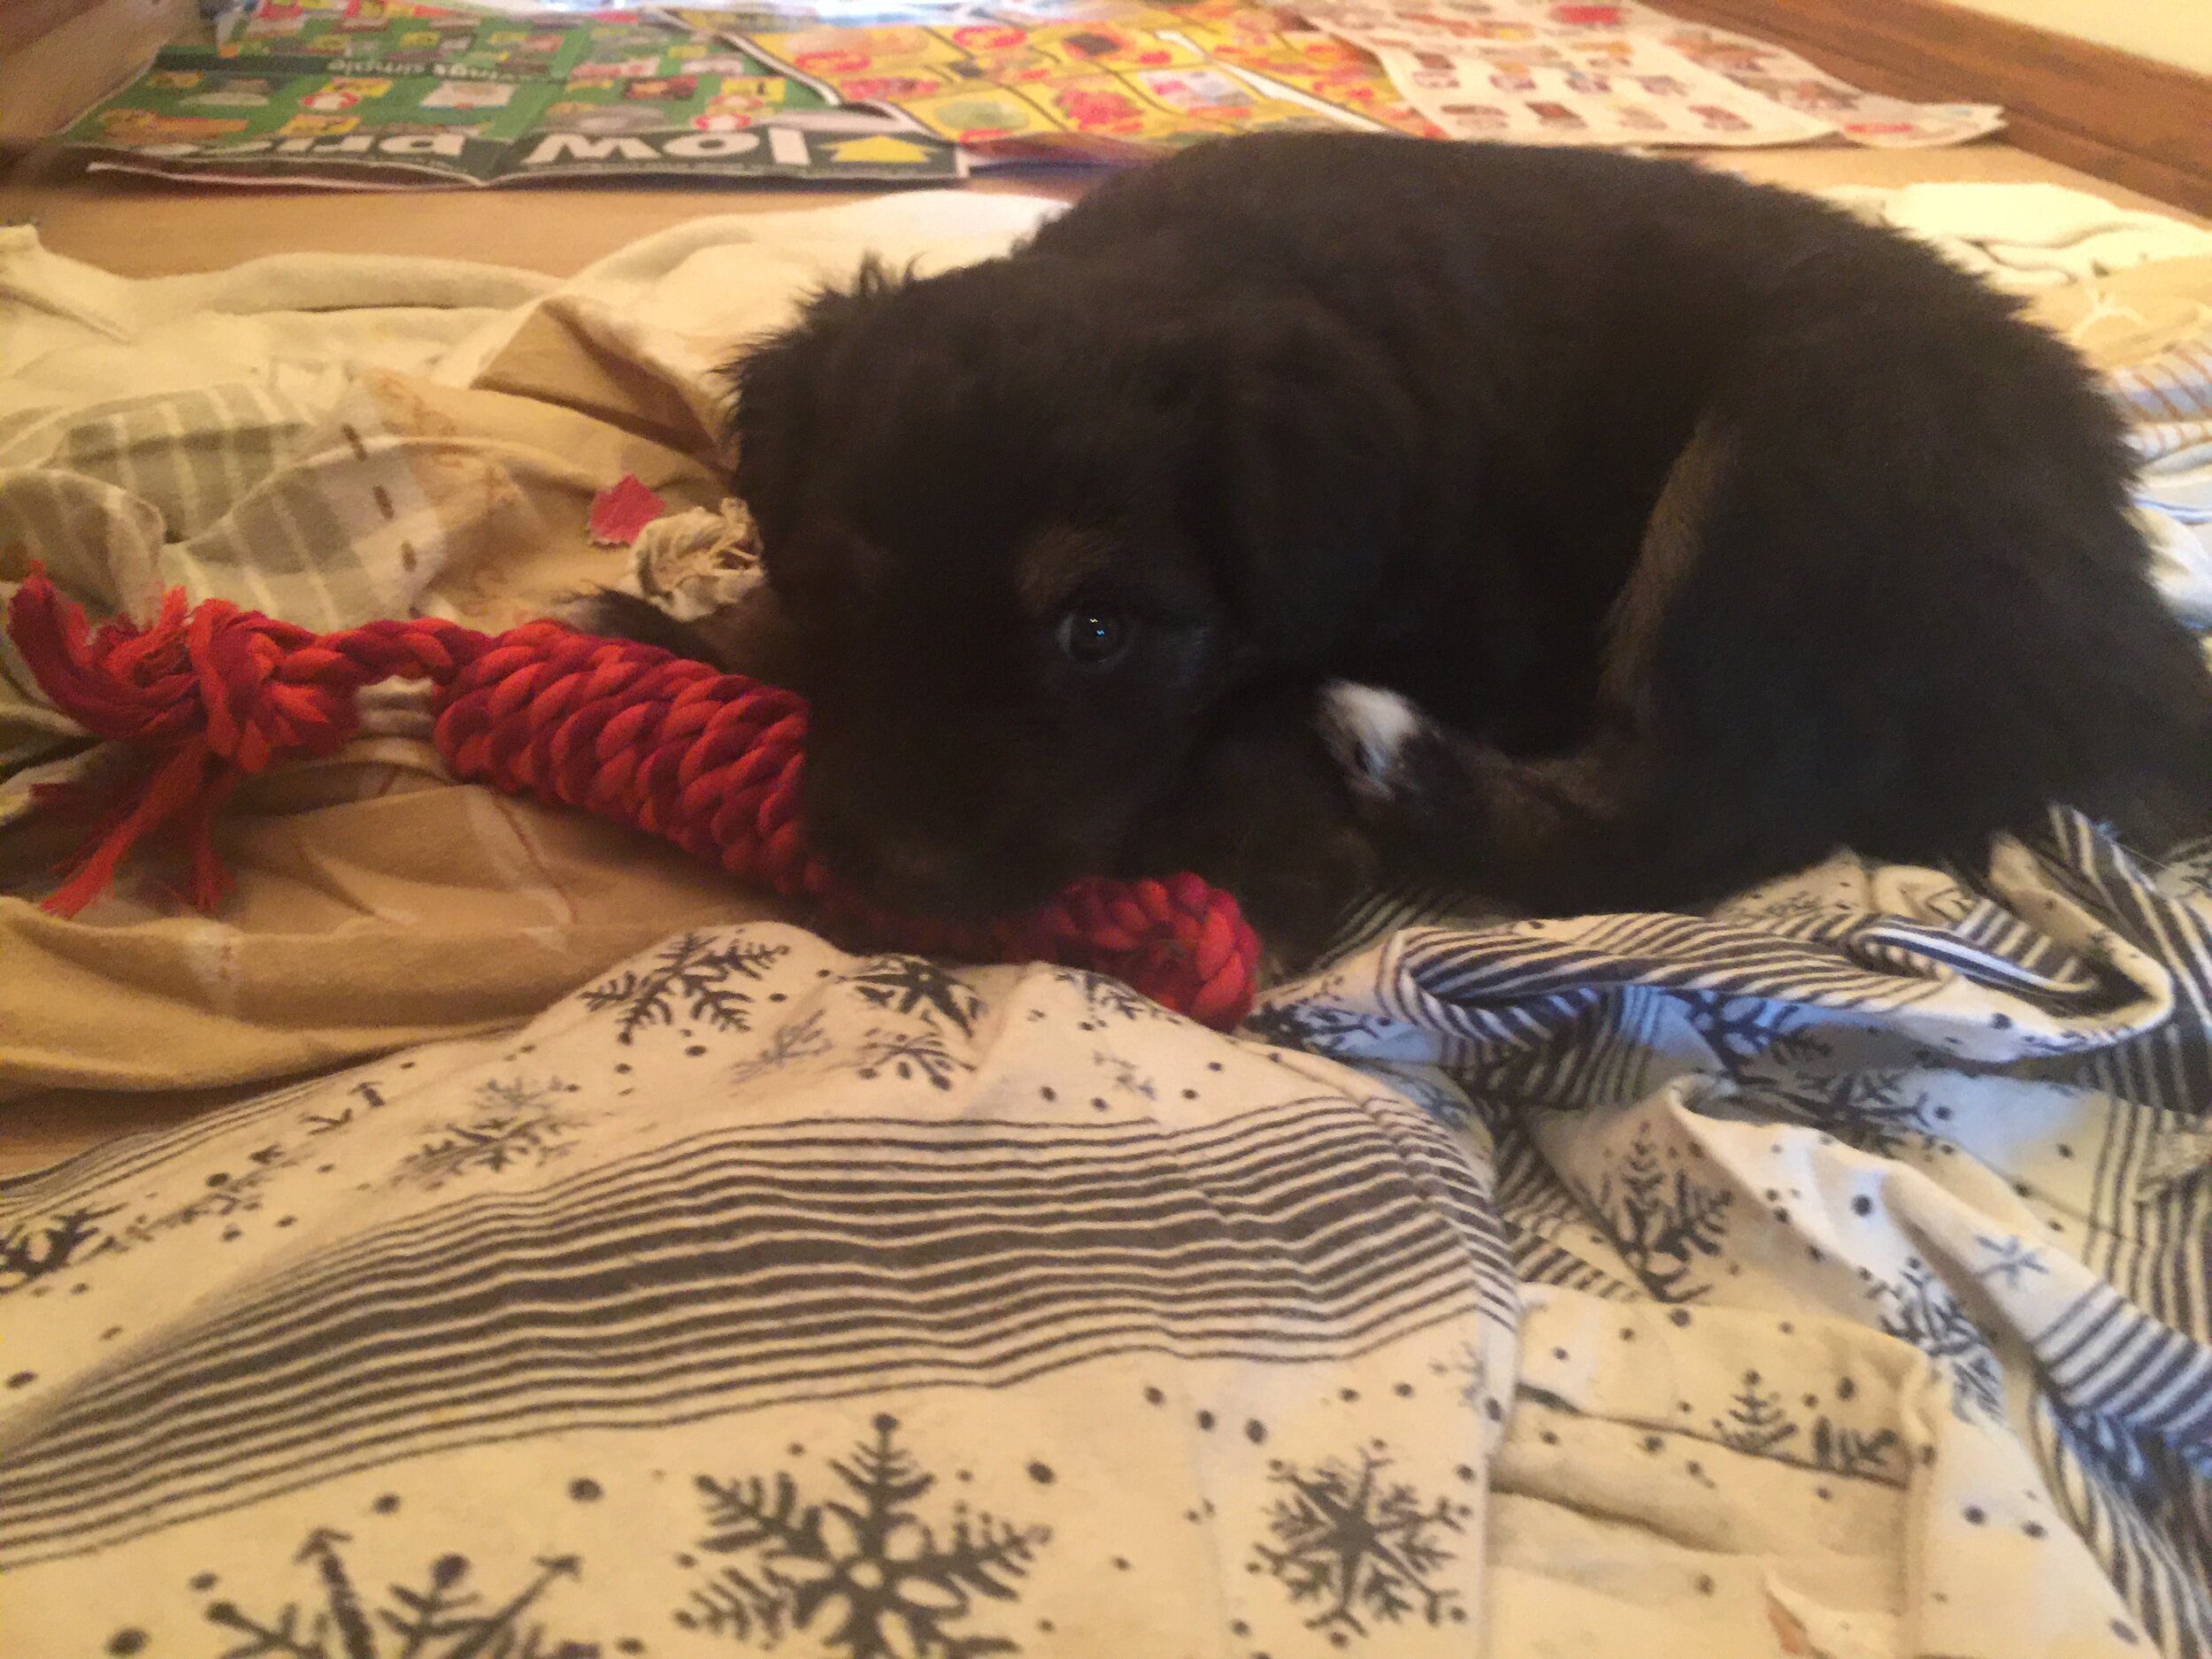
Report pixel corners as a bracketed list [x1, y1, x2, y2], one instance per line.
[6, 807, 2212, 1659]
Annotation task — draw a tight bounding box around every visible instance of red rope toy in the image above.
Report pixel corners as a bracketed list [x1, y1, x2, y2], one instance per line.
[4, 566, 1261, 1028]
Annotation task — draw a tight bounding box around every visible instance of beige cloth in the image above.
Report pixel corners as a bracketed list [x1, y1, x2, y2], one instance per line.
[7, 812, 2212, 1656]
[0, 194, 1057, 1102]
[1832, 180, 2212, 296]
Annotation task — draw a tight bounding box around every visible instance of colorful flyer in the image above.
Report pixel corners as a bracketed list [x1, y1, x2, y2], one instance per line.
[60, 19, 967, 186]
[1365, 34, 1835, 148]
[52, 0, 2005, 188]
[1296, 0, 2001, 150]
[1655, 22, 2003, 150]
[726, 5, 1388, 151]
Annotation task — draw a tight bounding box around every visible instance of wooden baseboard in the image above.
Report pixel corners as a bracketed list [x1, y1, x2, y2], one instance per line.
[1655, 0, 2212, 216]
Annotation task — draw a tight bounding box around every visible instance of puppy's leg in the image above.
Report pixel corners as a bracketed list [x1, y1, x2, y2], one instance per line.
[1319, 422, 1736, 915]
[1326, 357, 2212, 918]
[1320, 687, 1675, 912]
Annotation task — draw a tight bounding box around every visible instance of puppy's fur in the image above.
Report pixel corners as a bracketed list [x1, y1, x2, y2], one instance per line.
[598, 134, 2212, 962]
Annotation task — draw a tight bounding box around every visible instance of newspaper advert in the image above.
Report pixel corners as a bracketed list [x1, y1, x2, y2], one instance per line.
[54, 0, 2005, 188]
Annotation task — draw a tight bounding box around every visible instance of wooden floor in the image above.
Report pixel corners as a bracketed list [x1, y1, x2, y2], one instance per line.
[0, 135, 2201, 281]
[1658, 0, 2212, 217]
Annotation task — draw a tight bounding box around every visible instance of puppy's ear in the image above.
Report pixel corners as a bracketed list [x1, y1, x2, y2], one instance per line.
[1195, 293, 1416, 664]
[725, 256, 910, 544]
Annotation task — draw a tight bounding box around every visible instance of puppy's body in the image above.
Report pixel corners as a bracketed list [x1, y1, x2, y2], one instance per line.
[636, 134, 2212, 956]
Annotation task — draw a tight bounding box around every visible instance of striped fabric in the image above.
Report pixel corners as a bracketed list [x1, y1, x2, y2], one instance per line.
[1, 934, 1513, 1656]
[8, 806, 2209, 1655]
[2116, 328, 2212, 623]
[1256, 801, 2212, 1657]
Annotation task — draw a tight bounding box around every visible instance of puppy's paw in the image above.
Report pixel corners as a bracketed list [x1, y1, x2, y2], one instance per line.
[1318, 681, 1425, 806]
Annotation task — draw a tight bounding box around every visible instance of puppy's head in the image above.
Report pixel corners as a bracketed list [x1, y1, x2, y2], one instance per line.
[730, 251, 1410, 922]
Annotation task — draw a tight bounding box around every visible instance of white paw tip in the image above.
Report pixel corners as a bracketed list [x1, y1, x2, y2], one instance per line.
[1320, 681, 1420, 796]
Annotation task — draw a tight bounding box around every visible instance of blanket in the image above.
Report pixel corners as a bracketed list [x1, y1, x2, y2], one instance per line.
[5, 180, 2212, 1659]
[4, 817, 2210, 1656]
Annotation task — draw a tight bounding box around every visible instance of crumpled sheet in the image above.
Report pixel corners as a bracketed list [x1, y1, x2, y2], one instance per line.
[3, 807, 2208, 1657]
[1827, 180, 2212, 290]
[0, 192, 1058, 1102]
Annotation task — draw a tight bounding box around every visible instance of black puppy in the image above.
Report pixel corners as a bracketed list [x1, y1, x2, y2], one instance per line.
[598, 133, 2212, 962]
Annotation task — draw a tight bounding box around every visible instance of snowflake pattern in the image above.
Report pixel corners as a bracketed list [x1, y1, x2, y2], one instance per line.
[1707, 1372, 1902, 1482]
[1777, 1071, 1948, 1160]
[728, 1010, 834, 1088]
[846, 956, 986, 1037]
[1974, 1234, 2051, 1288]
[1588, 1125, 1734, 1302]
[1716, 887, 1863, 932]
[0, 1205, 116, 1296]
[1809, 1418, 1901, 1479]
[1873, 1257, 2006, 1421]
[288, 1080, 391, 1138]
[95, 1153, 304, 1260]
[581, 933, 787, 1046]
[1252, 1447, 1471, 1640]
[1091, 1051, 1156, 1102]
[853, 1027, 974, 1094]
[1429, 1342, 1489, 1417]
[1712, 1371, 1797, 1456]
[394, 1078, 589, 1190]
[4, 1081, 388, 1289]
[1056, 968, 1174, 1027]
[1671, 994, 1957, 1158]
[22, 803, 2208, 1659]
[680, 1412, 1049, 1658]
[1242, 998, 1394, 1056]
[195, 1527, 595, 1658]
[1679, 993, 1832, 1080]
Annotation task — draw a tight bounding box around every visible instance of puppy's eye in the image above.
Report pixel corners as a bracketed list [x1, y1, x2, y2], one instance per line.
[1054, 607, 1133, 669]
